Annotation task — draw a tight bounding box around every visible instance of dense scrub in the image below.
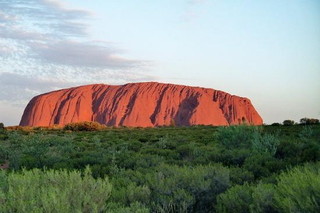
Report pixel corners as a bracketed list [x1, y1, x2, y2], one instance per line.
[0, 124, 319, 212]
[0, 167, 112, 212]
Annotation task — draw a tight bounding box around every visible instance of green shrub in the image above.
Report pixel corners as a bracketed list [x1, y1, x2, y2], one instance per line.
[229, 167, 255, 185]
[216, 125, 279, 156]
[243, 153, 283, 180]
[274, 163, 320, 212]
[106, 202, 150, 213]
[147, 164, 230, 212]
[0, 167, 112, 213]
[251, 184, 276, 213]
[299, 126, 313, 140]
[0, 123, 4, 130]
[215, 125, 259, 149]
[216, 183, 276, 213]
[216, 183, 253, 213]
[63, 121, 105, 131]
[2, 132, 75, 170]
[282, 120, 295, 126]
[251, 132, 279, 156]
[111, 181, 151, 206]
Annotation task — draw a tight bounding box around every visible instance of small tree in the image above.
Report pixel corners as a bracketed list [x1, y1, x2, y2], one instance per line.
[0, 123, 4, 130]
[282, 120, 294, 126]
[300, 118, 320, 125]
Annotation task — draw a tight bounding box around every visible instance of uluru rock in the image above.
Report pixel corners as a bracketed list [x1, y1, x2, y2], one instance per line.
[20, 82, 263, 127]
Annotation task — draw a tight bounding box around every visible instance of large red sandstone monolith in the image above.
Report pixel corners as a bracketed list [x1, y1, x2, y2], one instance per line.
[20, 82, 263, 127]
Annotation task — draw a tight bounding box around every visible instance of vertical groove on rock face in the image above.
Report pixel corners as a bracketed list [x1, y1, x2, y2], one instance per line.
[119, 92, 138, 126]
[53, 93, 70, 125]
[49, 90, 70, 125]
[175, 93, 200, 126]
[19, 82, 263, 127]
[150, 86, 169, 125]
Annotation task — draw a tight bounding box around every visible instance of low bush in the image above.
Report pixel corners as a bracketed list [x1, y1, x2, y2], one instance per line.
[215, 125, 259, 149]
[1, 132, 76, 170]
[217, 162, 320, 213]
[0, 125, 318, 212]
[216, 125, 279, 156]
[251, 132, 279, 156]
[0, 167, 112, 212]
[216, 183, 276, 213]
[63, 121, 106, 131]
[147, 164, 230, 212]
[274, 163, 320, 212]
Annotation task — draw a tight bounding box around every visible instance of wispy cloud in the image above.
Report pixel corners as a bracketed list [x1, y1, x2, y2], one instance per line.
[0, 0, 149, 77]
[0, 0, 90, 37]
[0, 0, 155, 125]
[30, 40, 139, 68]
[0, 72, 77, 104]
[0, 70, 156, 104]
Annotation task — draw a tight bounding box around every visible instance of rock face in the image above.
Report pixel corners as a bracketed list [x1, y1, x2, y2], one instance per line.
[20, 82, 263, 127]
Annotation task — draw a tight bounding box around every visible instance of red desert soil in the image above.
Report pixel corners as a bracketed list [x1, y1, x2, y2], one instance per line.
[20, 82, 263, 127]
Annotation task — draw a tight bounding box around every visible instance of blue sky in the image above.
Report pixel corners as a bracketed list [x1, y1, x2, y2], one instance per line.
[0, 0, 319, 125]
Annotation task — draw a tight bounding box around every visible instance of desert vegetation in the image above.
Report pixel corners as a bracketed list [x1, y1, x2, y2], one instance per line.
[0, 122, 319, 212]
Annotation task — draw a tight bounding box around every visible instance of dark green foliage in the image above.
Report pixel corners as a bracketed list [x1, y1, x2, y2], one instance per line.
[217, 162, 320, 213]
[274, 163, 320, 212]
[215, 125, 258, 149]
[217, 183, 254, 213]
[106, 202, 150, 213]
[0, 132, 74, 170]
[243, 153, 283, 180]
[229, 167, 255, 185]
[216, 183, 276, 213]
[282, 120, 295, 126]
[147, 164, 230, 212]
[251, 132, 279, 156]
[216, 125, 279, 156]
[0, 124, 319, 212]
[0, 167, 112, 212]
[300, 117, 320, 125]
[0, 123, 7, 141]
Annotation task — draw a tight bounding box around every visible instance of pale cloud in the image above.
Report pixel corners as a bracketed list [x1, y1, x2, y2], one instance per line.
[0, 0, 149, 75]
[0, 0, 155, 125]
[29, 40, 141, 68]
[0, 72, 77, 103]
[0, 0, 90, 37]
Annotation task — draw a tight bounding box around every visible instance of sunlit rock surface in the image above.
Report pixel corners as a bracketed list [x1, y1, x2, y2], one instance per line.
[20, 82, 263, 127]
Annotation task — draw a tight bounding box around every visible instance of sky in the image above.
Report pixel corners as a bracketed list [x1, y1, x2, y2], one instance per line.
[0, 0, 319, 126]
